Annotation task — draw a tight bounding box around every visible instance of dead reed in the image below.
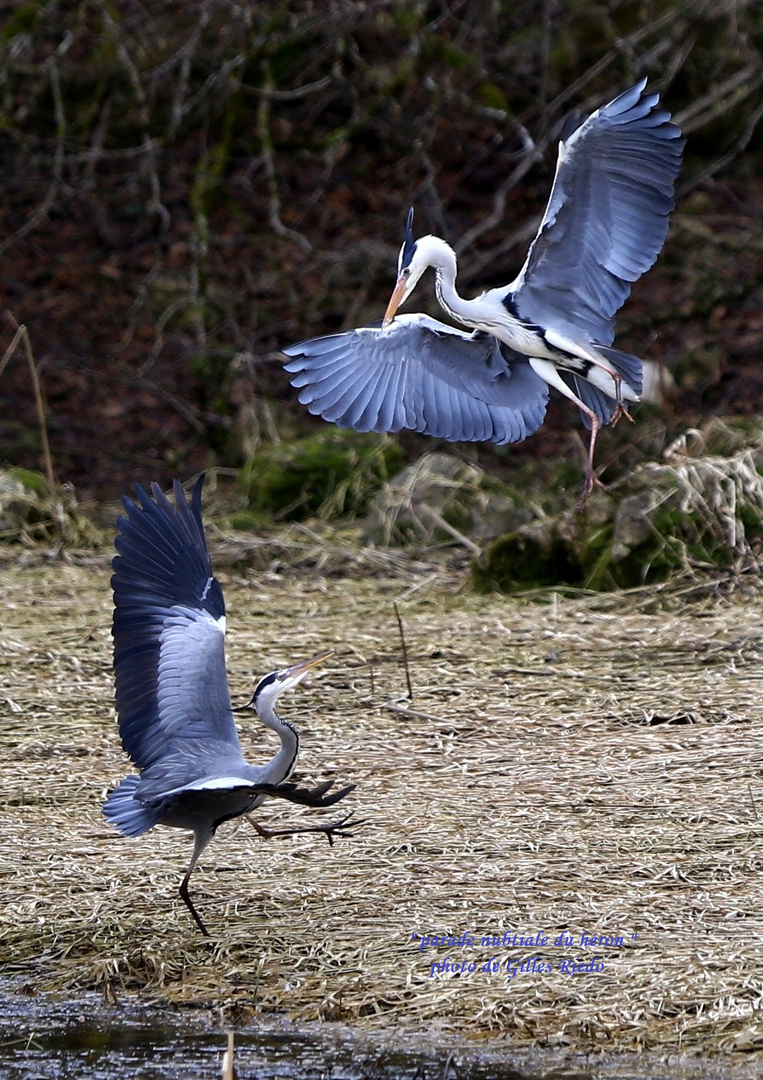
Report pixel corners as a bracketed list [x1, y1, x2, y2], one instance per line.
[1, 538, 762, 1062]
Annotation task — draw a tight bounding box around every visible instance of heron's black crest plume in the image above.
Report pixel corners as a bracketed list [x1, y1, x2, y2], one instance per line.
[254, 670, 279, 699]
[401, 206, 416, 269]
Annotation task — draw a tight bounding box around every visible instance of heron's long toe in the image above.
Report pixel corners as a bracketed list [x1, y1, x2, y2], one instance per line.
[611, 401, 635, 426]
[575, 471, 608, 512]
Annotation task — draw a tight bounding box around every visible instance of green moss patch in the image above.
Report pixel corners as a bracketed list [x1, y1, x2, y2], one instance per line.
[472, 439, 763, 593]
[239, 431, 405, 521]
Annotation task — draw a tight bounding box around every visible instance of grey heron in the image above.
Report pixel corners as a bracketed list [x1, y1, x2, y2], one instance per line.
[103, 478, 361, 936]
[283, 79, 684, 509]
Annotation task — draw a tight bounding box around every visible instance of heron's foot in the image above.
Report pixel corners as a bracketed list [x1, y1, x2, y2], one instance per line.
[246, 810, 367, 847]
[575, 485, 591, 513]
[611, 401, 634, 426]
[575, 472, 608, 513]
[316, 811, 369, 847]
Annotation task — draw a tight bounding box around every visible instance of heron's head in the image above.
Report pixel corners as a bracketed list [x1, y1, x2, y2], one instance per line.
[246, 651, 332, 714]
[383, 208, 456, 326]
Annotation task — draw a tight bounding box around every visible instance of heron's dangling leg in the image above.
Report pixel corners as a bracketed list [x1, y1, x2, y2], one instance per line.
[580, 355, 634, 425]
[610, 379, 635, 426]
[606, 364, 625, 419]
[179, 829, 212, 936]
[528, 358, 606, 511]
[245, 811, 363, 848]
[576, 413, 606, 513]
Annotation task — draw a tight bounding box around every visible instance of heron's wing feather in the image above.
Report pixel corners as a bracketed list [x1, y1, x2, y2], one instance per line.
[112, 478, 243, 770]
[284, 314, 549, 446]
[510, 79, 684, 344]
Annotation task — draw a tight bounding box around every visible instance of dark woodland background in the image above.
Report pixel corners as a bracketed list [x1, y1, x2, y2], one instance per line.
[1, 0, 762, 505]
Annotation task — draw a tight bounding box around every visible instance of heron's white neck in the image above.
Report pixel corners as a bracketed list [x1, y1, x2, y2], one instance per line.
[413, 235, 496, 331]
[256, 704, 300, 783]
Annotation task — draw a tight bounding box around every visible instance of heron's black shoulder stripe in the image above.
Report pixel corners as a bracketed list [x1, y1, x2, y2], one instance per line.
[501, 293, 544, 335]
[501, 294, 521, 319]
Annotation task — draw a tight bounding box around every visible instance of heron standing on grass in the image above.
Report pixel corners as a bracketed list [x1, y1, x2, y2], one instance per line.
[284, 79, 684, 509]
[103, 478, 362, 936]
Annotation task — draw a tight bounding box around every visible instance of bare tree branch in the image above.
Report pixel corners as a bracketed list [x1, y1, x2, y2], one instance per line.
[103, 10, 171, 236]
[0, 56, 65, 256]
[258, 64, 312, 253]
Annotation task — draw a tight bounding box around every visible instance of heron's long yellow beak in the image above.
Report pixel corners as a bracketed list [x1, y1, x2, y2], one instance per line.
[281, 650, 332, 683]
[382, 276, 408, 327]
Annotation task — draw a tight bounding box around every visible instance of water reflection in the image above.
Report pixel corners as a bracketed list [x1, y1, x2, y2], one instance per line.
[0, 985, 736, 1080]
[0, 985, 541, 1080]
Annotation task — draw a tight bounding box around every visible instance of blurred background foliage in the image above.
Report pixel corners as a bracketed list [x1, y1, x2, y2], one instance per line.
[0, 0, 761, 514]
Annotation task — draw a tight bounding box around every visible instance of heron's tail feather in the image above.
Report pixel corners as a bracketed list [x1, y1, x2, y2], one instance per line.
[103, 775, 162, 837]
[560, 373, 617, 429]
[594, 345, 643, 398]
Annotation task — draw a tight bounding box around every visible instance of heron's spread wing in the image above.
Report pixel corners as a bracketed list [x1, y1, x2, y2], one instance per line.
[510, 79, 684, 344]
[283, 313, 549, 445]
[112, 478, 243, 771]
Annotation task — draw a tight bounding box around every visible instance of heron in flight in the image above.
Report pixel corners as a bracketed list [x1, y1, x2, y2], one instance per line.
[103, 478, 361, 936]
[284, 79, 684, 508]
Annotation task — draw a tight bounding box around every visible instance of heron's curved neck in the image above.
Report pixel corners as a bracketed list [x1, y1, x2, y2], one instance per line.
[421, 236, 484, 328]
[257, 707, 300, 783]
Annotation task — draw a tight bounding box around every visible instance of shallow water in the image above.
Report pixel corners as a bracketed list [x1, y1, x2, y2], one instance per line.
[0, 986, 752, 1080]
[0, 987, 551, 1080]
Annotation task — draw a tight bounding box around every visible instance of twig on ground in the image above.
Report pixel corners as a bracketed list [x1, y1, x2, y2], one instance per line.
[394, 602, 414, 702]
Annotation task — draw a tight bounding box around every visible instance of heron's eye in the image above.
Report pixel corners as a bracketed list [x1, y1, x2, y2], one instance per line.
[402, 267, 411, 278]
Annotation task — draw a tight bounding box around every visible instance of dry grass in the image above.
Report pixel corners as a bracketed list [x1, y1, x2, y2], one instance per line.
[1, 535, 763, 1066]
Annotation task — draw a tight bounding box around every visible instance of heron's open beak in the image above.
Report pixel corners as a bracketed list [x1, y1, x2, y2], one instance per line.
[233, 651, 332, 711]
[279, 650, 333, 688]
[382, 276, 408, 327]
